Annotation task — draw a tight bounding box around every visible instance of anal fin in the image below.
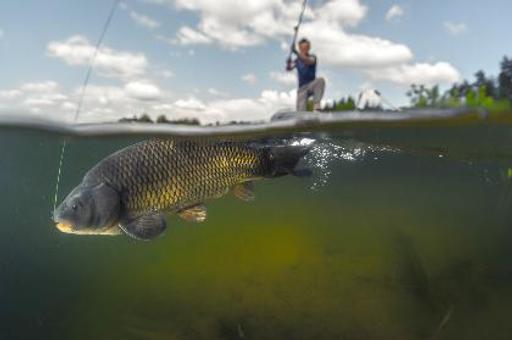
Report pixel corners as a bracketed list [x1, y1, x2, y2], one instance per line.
[233, 182, 255, 201]
[178, 204, 207, 223]
[119, 213, 167, 241]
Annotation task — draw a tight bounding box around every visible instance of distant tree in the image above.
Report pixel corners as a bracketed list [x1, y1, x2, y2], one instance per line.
[334, 96, 356, 111]
[450, 80, 472, 98]
[139, 113, 153, 123]
[404, 55, 511, 111]
[499, 56, 512, 100]
[430, 85, 440, 106]
[167, 118, 201, 125]
[407, 84, 440, 108]
[474, 70, 497, 99]
[319, 96, 357, 112]
[156, 115, 169, 123]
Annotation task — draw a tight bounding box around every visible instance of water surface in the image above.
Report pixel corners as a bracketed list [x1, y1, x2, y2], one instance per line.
[1, 111, 512, 339]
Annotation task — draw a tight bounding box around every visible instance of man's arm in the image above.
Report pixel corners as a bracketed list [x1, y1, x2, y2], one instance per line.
[296, 52, 316, 65]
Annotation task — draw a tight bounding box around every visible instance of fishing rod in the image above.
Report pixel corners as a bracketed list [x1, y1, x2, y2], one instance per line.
[287, 0, 308, 62]
[356, 89, 402, 112]
[375, 90, 402, 112]
[53, 0, 121, 212]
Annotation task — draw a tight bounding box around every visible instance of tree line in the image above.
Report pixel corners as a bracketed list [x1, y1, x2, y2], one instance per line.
[323, 55, 512, 112]
[407, 56, 512, 110]
[119, 114, 201, 125]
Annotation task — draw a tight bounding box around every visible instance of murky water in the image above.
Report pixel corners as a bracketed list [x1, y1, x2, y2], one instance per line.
[2, 115, 512, 339]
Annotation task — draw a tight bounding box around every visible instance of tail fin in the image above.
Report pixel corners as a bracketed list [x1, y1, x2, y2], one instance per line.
[268, 145, 311, 178]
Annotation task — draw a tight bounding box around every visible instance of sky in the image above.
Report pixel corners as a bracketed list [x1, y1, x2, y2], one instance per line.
[0, 0, 510, 123]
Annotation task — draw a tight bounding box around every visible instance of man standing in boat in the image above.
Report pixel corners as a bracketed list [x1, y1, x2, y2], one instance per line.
[286, 38, 326, 112]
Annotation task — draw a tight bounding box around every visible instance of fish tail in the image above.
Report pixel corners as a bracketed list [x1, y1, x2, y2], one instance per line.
[267, 145, 311, 178]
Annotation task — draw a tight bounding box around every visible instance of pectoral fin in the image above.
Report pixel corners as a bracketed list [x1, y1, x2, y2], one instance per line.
[233, 182, 255, 201]
[178, 204, 207, 223]
[119, 213, 167, 241]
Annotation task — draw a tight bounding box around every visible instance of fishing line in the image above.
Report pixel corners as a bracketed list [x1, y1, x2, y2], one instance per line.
[53, 0, 121, 211]
[374, 90, 402, 112]
[356, 89, 401, 112]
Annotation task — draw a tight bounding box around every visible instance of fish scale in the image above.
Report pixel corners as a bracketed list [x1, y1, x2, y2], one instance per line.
[83, 139, 269, 218]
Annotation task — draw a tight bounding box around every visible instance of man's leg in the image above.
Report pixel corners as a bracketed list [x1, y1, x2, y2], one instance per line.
[296, 86, 309, 112]
[311, 77, 326, 110]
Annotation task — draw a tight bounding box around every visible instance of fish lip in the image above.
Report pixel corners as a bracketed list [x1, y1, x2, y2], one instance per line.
[55, 221, 75, 233]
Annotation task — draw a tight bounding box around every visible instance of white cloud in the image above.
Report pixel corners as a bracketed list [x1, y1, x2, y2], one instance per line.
[156, 35, 175, 46]
[150, 0, 304, 48]
[241, 73, 258, 84]
[0, 81, 69, 114]
[300, 19, 413, 68]
[61, 101, 77, 111]
[173, 97, 207, 111]
[70, 84, 160, 121]
[207, 88, 230, 97]
[176, 26, 212, 45]
[129, 10, 161, 29]
[208, 89, 295, 122]
[79, 85, 126, 105]
[23, 97, 56, 107]
[444, 21, 468, 36]
[171, 0, 288, 48]
[0, 80, 164, 120]
[124, 81, 162, 101]
[316, 0, 367, 27]
[270, 71, 296, 87]
[367, 62, 461, 86]
[161, 70, 174, 78]
[162, 89, 295, 123]
[151, 0, 413, 68]
[385, 5, 404, 21]
[47, 35, 149, 79]
[0, 78, 306, 123]
[20, 81, 59, 93]
[0, 89, 22, 99]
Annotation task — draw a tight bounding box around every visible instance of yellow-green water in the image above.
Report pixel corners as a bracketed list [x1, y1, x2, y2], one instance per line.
[2, 122, 512, 339]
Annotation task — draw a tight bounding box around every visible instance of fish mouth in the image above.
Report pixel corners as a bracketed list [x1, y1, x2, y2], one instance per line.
[55, 221, 75, 233]
[55, 220, 122, 236]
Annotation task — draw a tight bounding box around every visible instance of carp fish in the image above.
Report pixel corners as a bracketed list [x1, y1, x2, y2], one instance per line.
[53, 139, 310, 240]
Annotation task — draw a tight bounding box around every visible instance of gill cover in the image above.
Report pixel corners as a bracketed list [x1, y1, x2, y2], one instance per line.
[88, 182, 121, 228]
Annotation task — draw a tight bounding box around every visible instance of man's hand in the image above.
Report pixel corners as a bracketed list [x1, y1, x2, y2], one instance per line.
[286, 57, 294, 71]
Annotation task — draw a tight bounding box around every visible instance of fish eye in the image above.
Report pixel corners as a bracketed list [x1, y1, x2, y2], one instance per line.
[71, 199, 81, 211]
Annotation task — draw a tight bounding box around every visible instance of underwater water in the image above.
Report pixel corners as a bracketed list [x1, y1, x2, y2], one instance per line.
[2, 113, 512, 339]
